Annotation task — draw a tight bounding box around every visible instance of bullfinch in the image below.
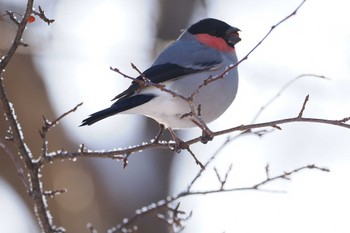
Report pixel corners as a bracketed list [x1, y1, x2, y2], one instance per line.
[81, 18, 241, 143]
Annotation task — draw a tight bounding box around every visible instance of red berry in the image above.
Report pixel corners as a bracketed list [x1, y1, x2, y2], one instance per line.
[28, 15, 36, 23]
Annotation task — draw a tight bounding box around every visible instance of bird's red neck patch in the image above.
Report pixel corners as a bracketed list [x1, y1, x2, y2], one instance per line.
[195, 33, 234, 52]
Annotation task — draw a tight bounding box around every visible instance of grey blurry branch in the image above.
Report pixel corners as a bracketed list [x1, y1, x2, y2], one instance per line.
[0, 138, 30, 190]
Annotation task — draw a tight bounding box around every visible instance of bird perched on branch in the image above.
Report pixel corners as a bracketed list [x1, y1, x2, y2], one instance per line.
[81, 18, 241, 146]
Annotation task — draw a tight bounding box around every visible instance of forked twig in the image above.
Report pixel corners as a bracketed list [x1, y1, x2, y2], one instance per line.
[251, 74, 329, 123]
[32, 6, 55, 25]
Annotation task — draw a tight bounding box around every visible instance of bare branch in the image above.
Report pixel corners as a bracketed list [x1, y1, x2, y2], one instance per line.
[86, 223, 98, 233]
[110, 66, 136, 81]
[185, 146, 205, 170]
[338, 117, 350, 123]
[156, 203, 192, 233]
[187, 165, 328, 195]
[174, 114, 350, 150]
[265, 164, 270, 179]
[0, 138, 30, 191]
[32, 6, 55, 25]
[252, 74, 329, 123]
[0, 2, 63, 232]
[39, 102, 83, 163]
[214, 164, 233, 190]
[38, 112, 350, 170]
[43, 189, 67, 197]
[188, 0, 308, 100]
[4, 10, 20, 25]
[0, 5, 35, 66]
[298, 95, 309, 118]
[39, 102, 83, 137]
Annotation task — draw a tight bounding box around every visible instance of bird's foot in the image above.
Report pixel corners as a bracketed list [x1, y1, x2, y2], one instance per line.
[169, 137, 186, 153]
[190, 119, 214, 144]
[200, 128, 214, 144]
[168, 128, 186, 152]
[153, 124, 165, 144]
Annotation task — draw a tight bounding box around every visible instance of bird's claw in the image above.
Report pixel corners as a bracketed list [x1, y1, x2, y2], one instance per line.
[167, 128, 187, 152]
[168, 138, 186, 152]
[200, 129, 214, 144]
[153, 124, 165, 144]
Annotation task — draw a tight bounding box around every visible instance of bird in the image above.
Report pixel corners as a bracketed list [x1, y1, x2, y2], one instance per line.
[81, 18, 241, 146]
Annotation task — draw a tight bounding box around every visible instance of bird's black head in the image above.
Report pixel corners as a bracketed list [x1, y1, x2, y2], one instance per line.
[187, 18, 241, 48]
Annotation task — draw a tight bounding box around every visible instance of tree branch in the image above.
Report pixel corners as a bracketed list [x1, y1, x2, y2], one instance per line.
[32, 6, 55, 25]
[108, 164, 328, 232]
[0, 2, 60, 232]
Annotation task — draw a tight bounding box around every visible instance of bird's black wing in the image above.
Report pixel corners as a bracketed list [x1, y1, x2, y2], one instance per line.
[112, 63, 209, 101]
[81, 62, 220, 126]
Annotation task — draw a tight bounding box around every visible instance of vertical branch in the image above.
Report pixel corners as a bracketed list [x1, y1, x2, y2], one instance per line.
[0, 2, 33, 67]
[0, 1, 58, 232]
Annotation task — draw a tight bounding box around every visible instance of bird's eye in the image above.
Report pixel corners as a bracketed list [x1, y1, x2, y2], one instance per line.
[232, 31, 239, 37]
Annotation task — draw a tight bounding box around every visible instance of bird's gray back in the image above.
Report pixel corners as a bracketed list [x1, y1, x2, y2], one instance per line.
[153, 32, 225, 70]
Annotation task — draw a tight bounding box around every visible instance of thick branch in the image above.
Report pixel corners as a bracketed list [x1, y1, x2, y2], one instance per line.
[45, 114, 350, 164]
[0, 2, 58, 232]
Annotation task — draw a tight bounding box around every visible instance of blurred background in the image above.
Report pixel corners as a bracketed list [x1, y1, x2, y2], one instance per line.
[0, 0, 350, 232]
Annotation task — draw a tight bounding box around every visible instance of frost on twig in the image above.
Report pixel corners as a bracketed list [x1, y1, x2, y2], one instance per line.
[4, 10, 21, 25]
[39, 102, 83, 140]
[39, 102, 83, 161]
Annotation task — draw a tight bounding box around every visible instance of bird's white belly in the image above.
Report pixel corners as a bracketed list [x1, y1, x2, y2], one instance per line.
[125, 66, 238, 129]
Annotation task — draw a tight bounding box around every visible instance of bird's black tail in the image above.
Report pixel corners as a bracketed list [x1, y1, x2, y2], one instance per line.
[80, 94, 155, 126]
[80, 108, 118, 126]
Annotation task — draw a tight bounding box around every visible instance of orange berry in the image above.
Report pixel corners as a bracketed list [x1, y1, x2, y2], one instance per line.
[28, 15, 36, 23]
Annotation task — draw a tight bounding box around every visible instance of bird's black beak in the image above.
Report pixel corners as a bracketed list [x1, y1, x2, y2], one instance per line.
[225, 27, 241, 48]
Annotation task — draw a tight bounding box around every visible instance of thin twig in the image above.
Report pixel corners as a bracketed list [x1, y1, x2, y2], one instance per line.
[4, 10, 20, 25]
[39, 102, 83, 163]
[186, 137, 231, 192]
[214, 164, 233, 190]
[298, 95, 309, 118]
[185, 146, 205, 169]
[86, 223, 98, 233]
[0, 138, 30, 191]
[187, 0, 308, 99]
[40, 102, 83, 136]
[32, 6, 55, 25]
[251, 74, 329, 123]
